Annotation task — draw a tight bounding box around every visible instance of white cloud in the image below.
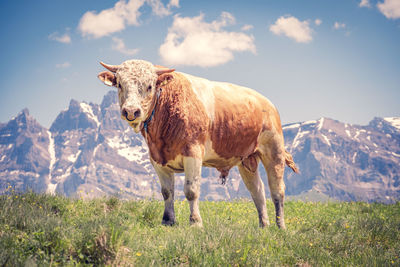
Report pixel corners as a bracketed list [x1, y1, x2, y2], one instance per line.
[333, 22, 346, 30]
[56, 62, 71, 68]
[241, 24, 254, 31]
[112, 37, 139, 55]
[78, 0, 143, 39]
[167, 0, 179, 8]
[49, 31, 71, 44]
[359, 0, 371, 8]
[269, 16, 313, 43]
[315, 18, 322, 26]
[148, 0, 179, 16]
[78, 0, 179, 39]
[159, 12, 256, 67]
[377, 0, 400, 19]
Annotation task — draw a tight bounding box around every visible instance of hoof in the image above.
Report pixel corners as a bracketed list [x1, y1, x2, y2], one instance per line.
[162, 219, 175, 226]
[189, 216, 203, 227]
[259, 216, 270, 228]
[259, 221, 270, 228]
[278, 224, 286, 230]
[276, 222, 286, 230]
[162, 211, 175, 226]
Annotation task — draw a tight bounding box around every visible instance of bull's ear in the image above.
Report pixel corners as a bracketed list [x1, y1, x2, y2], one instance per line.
[156, 73, 174, 88]
[98, 71, 116, 87]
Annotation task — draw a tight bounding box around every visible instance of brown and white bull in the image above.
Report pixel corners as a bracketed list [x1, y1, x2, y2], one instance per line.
[98, 59, 298, 229]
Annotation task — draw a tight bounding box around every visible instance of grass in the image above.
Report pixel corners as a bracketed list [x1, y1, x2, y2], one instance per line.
[0, 190, 399, 266]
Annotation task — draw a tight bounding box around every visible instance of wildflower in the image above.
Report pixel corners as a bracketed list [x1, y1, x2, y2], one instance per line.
[236, 249, 241, 253]
[136, 252, 142, 256]
[310, 243, 313, 246]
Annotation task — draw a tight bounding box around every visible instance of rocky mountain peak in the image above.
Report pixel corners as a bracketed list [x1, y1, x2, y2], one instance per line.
[0, 108, 50, 192]
[99, 91, 126, 131]
[3, 108, 45, 136]
[100, 90, 118, 110]
[50, 99, 100, 133]
[369, 117, 400, 130]
[369, 117, 400, 143]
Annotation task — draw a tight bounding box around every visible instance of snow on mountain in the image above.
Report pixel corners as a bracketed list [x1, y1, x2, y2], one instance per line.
[384, 117, 400, 130]
[46, 131, 57, 195]
[106, 135, 145, 162]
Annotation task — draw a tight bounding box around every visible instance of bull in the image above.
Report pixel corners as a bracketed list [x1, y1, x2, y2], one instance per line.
[98, 59, 298, 229]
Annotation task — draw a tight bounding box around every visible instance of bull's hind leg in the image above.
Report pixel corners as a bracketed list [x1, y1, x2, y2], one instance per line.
[152, 160, 176, 226]
[260, 145, 287, 229]
[183, 156, 203, 226]
[238, 159, 269, 227]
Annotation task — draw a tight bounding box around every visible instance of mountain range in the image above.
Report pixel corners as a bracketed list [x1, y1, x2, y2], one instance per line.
[1, 91, 399, 203]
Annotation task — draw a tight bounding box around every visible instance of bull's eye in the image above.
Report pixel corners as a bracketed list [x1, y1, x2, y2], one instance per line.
[147, 85, 152, 91]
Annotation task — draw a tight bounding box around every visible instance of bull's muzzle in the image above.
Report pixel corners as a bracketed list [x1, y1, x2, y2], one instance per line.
[122, 107, 141, 121]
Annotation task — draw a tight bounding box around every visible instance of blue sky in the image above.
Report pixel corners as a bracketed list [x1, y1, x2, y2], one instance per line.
[0, 0, 399, 127]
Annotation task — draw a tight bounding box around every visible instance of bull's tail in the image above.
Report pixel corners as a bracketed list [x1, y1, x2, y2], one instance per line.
[285, 150, 299, 173]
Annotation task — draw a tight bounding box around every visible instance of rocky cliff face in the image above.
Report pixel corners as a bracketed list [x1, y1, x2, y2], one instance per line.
[0, 109, 51, 192]
[1, 91, 399, 202]
[283, 117, 400, 203]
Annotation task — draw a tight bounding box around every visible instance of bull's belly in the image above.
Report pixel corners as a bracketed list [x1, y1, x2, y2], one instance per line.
[202, 157, 241, 170]
[161, 154, 242, 174]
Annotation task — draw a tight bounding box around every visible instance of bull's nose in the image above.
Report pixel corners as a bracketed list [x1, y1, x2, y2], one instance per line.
[122, 107, 141, 121]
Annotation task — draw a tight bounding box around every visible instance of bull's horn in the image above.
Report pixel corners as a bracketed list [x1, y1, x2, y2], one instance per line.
[154, 66, 175, 76]
[100, 62, 119, 73]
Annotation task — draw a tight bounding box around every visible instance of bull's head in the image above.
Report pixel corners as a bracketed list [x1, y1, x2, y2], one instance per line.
[98, 59, 174, 133]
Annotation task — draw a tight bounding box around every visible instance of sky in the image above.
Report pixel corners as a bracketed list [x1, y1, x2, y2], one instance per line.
[0, 0, 399, 128]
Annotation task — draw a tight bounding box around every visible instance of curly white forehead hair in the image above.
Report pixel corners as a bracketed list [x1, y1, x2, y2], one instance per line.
[116, 59, 157, 90]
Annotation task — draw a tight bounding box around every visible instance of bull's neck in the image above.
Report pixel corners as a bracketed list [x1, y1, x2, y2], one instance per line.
[141, 87, 162, 136]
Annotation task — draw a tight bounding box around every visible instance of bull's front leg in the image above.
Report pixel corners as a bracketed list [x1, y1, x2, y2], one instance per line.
[151, 160, 176, 226]
[183, 156, 203, 226]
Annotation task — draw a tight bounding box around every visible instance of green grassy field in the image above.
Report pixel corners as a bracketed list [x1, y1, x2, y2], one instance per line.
[0, 191, 399, 266]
